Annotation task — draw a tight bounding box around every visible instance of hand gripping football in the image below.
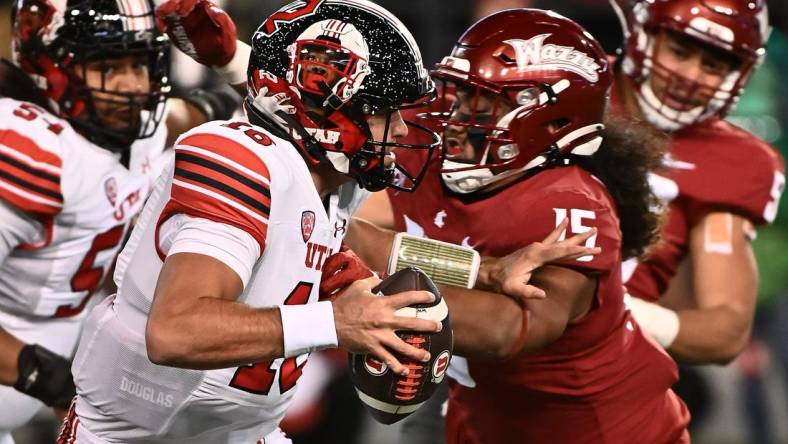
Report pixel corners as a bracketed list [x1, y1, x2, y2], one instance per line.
[349, 267, 453, 425]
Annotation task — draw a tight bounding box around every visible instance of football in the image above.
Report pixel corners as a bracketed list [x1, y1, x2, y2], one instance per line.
[348, 267, 453, 425]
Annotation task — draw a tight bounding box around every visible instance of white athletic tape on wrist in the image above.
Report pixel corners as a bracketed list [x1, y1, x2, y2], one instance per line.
[214, 41, 251, 85]
[279, 301, 337, 358]
[387, 233, 480, 289]
[626, 294, 680, 348]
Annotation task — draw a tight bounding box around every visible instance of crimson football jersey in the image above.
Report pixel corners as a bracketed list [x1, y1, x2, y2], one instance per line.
[387, 152, 689, 443]
[610, 81, 786, 302]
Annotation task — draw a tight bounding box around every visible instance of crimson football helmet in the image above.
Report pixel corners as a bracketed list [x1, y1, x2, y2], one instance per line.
[11, 0, 170, 151]
[617, 0, 770, 131]
[245, 0, 440, 192]
[426, 9, 611, 194]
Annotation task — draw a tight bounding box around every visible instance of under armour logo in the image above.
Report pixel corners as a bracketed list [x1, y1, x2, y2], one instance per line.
[334, 218, 347, 237]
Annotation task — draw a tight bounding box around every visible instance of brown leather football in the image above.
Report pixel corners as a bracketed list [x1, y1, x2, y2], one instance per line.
[349, 267, 453, 425]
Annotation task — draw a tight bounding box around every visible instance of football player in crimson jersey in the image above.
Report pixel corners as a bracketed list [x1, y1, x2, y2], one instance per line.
[350, 9, 690, 444]
[0, 0, 234, 441]
[606, 0, 785, 365]
[59, 1, 457, 442]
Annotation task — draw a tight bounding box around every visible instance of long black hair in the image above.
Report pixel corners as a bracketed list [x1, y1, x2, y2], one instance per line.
[574, 114, 668, 259]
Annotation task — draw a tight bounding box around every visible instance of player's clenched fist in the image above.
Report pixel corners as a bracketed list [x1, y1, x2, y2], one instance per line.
[155, 0, 237, 67]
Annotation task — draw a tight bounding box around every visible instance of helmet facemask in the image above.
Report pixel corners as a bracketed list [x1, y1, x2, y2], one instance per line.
[626, 28, 751, 131]
[66, 47, 170, 151]
[286, 21, 371, 111]
[621, 0, 769, 132]
[427, 77, 598, 194]
[11, 0, 170, 152]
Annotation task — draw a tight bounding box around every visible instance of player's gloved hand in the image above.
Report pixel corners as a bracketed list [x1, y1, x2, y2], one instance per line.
[479, 218, 601, 304]
[320, 246, 375, 302]
[14, 344, 76, 410]
[248, 70, 302, 128]
[155, 0, 237, 67]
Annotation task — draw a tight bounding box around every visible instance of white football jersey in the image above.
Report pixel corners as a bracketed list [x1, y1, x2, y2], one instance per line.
[72, 119, 368, 443]
[0, 98, 169, 318]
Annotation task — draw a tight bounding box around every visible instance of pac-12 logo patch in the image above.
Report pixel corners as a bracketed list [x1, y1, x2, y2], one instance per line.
[301, 210, 316, 242]
[104, 177, 118, 206]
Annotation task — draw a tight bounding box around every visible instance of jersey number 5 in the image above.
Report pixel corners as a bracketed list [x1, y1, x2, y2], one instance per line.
[229, 282, 313, 395]
[55, 225, 126, 318]
[553, 208, 598, 262]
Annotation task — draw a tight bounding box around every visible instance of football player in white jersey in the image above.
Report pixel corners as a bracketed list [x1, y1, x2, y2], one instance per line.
[0, 0, 235, 442]
[60, 1, 447, 443]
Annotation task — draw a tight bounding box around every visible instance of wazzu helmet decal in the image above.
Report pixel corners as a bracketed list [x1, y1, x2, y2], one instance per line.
[246, 0, 439, 192]
[11, 0, 171, 151]
[502, 34, 603, 83]
[426, 9, 611, 194]
[618, 0, 770, 131]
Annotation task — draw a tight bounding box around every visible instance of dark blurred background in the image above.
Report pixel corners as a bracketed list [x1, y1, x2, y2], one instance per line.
[2, 1, 788, 443]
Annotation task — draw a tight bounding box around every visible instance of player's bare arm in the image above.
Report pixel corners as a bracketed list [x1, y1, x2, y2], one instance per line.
[0, 328, 24, 386]
[445, 265, 596, 359]
[147, 252, 440, 375]
[353, 191, 396, 230]
[477, 219, 601, 300]
[667, 212, 757, 364]
[346, 215, 599, 290]
[345, 216, 396, 272]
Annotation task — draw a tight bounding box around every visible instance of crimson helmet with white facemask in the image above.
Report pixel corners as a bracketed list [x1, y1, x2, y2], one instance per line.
[425, 9, 612, 194]
[245, 0, 440, 192]
[615, 0, 771, 131]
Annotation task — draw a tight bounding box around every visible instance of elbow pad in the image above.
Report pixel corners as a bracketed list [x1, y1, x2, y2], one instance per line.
[181, 87, 240, 121]
[14, 344, 76, 409]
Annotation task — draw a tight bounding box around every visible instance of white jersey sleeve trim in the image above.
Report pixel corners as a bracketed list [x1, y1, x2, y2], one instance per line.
[160, 214, 260, 287]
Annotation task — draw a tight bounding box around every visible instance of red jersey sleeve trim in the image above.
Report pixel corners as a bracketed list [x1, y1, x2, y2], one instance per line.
[0, 129, 63, 216]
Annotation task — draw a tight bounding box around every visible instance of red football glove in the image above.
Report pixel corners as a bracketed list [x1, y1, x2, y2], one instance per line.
[155, 0, 237, 67]
[319, 247, 375, 302]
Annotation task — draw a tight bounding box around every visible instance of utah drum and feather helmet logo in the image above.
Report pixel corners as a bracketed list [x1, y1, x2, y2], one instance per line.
[301, 210, 316, 242]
